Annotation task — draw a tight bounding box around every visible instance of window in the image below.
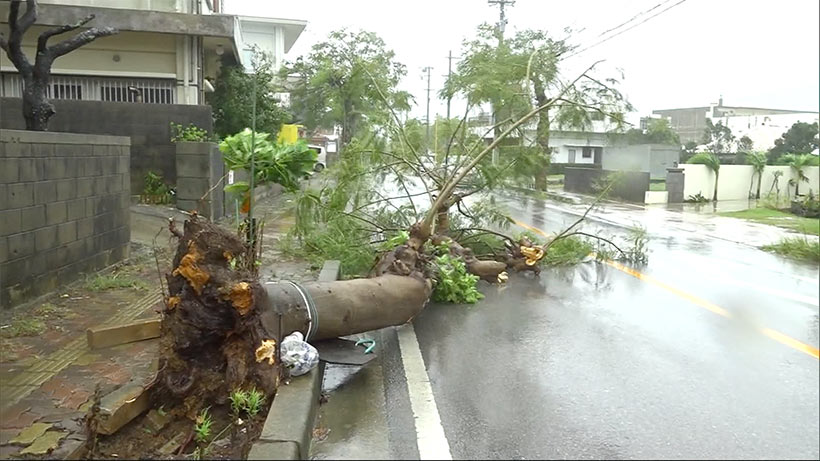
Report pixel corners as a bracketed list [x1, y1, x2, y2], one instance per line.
[50, 83, 81, 100]
[582, 147, 592, 159]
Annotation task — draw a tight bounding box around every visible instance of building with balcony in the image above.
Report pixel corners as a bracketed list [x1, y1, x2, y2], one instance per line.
[0, 0, 305, 105]
[0, 0, 306, 193]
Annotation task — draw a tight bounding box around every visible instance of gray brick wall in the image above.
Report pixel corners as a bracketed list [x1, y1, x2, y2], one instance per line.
[0, 98, 213, 194]
[0, 129, 131, 308]
[175, 142, 224, 219]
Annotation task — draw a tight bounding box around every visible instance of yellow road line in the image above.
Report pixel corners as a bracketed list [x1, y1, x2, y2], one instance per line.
[511, 218, 820, 360]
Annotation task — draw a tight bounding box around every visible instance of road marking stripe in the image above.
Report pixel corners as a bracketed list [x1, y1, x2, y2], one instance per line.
[511, 219, 820, 360]
[396, 324, 452, 460]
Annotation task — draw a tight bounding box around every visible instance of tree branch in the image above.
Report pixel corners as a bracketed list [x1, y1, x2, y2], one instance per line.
[542, 230, 628, 261]
[421, 61, 604, 234]
[455, 227, 517, 244]
[37, 14, 95, 56]
[46, 26, 119, 59]
[4, 0, 34, 77]
[18, 0, 38, 31]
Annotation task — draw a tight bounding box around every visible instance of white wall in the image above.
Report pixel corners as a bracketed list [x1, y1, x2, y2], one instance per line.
[682, 164, 820, 201]
[711, 112, 819, 151]
[549, 132, 608, 165]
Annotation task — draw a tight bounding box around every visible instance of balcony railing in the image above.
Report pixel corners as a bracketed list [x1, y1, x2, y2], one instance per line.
[0, 73, 177, 104]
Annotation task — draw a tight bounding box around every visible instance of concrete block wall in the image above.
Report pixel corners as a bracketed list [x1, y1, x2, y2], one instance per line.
[175, 142, 224, 219]
[1, 98, 213, 194]
[564, 167, 650, 203]
[0, 130, 131, 308]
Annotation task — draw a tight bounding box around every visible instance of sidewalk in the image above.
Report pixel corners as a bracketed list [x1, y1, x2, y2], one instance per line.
[0, 192, 313, 458]
[0, 243, 164, 458]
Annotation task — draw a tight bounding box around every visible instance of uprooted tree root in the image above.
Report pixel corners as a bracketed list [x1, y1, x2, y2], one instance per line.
[155, 217, 280, 418]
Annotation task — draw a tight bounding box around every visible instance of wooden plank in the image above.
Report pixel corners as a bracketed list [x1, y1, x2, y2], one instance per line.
[97, 383, 151, 435]
[86, 319, 161, 350]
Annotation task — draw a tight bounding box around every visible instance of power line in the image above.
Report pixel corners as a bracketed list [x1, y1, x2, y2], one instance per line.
[563, 0, 688, 61]
[596, 0, 677, 38]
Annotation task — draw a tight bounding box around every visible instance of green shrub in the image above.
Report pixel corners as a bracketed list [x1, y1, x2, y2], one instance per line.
[431, 252, 484, 304]
[762, 236, 820, 263]
[543, 236, 593, 266]
[170, 122, 210, 143]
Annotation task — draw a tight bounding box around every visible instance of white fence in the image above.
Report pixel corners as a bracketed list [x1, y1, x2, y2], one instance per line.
[0, 72, 176, 104]
[682, 164, 820, 201]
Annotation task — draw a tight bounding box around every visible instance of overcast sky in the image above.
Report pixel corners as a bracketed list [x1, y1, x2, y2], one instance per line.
[228, 0, 820, 124]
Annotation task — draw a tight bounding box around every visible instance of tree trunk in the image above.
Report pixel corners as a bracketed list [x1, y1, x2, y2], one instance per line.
[532, 80, 551, 191]
[713, 170, 719, 202]
[156, 217, 433, 416]
[756, 172, 763, 199]
[22, 77, 55, 131]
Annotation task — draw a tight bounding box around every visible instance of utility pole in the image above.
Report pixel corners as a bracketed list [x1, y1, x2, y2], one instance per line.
[423, 66, 432, 149]
[488, 0, 514, 165]
[488, 0, 515, 38]
[445, 51, 454, 120]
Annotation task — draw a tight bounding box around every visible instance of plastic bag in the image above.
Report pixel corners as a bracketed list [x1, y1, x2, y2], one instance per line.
[280, 331, 319, 376]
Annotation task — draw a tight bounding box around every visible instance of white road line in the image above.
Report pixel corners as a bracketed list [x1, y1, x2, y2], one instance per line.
[397, 324, 453, 461]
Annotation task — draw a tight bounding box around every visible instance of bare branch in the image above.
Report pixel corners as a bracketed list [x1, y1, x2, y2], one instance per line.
[422, 61, 604, 234]
[455, 227, 517, 244]
[37, 14, 95, 55]
[4, 0, 33, 76]
[555, 231, 628, 259]
[18, 0, 38, 31]
[386, 164, 419, 219]
[352, 54, 442, 190]
[542, 179, 613, 250]
[47, 27, 118, 59]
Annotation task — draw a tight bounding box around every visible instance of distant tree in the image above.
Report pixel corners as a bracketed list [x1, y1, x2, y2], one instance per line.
[623, 118, 680, 145]
[209, 51, 290, 139]
[681, 141, 698, 163]
[746, 151, 767, 199]
[702, 119, 735, 153]
[767, 121, 819, 163]
[0, 0, 118, 130]
[281, 29, 411, 149]
[737, 135, 754, 152]
[688, 152, 721, 201]
[780, 153, 819, 196]
[444, 24, 631, 190]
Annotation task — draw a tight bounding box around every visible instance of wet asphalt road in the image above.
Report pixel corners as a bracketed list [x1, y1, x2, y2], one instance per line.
[311, 190, 819, 460]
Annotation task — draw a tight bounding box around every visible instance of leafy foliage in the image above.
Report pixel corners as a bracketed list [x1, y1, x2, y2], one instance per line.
[746, 151, 768, 199]
[621, 118, 680, 146]
[141, 171, 174, 204]
[768, 121, 819, 163]
[208, 51, 290, 138]
[701, 119, 735, 153]
[281, 29, 410, 147]
[779, 153, 819, 196]
[444, 24, 631, 189]
[194, 408, 213, 443]
[543, 236, 592, 266]
[170, 122, 210, 143]
[431, 251, 484, 304]
[220, 129, 317, 197]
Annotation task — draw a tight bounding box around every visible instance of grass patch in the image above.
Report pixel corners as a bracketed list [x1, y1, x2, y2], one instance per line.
[0, 318, 46, 338]
[543, 236, 593, 266]
[761, 236, 820, 263]
[33, 303, 76, 319]
[649, 180, 666, 191]
[719, 208, 820, 236]
[84, 273, 147, 291]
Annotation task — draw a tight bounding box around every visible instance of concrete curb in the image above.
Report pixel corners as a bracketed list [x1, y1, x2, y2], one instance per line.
[247, 260, 339, 460]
